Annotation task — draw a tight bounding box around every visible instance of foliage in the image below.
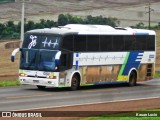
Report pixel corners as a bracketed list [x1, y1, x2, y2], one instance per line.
[154, 71, 160, 78]
[135, 22, 145, 29]
[0, 19, 57, 40]
[84, 15, 120, 27]
[82, 109, 160, 120]
[133, 22, 160, 30]
[0, 14, 120, 40]
[0, 0, 14, 3]
[0, 81, 20, 87]
[57, 14, 120, 27]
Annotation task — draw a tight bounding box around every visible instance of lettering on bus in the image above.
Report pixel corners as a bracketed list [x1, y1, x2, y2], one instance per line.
[42, 37, 59, 48]
[28, 35, 37, 49]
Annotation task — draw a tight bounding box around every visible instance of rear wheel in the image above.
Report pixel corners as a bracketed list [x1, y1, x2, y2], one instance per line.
[37, 85, 46, 90]
[129, 72, 137, 86]
[70, 75, 80, 91]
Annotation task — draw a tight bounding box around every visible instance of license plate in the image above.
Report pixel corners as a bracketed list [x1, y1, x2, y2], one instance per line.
[33, 80, 39, 83]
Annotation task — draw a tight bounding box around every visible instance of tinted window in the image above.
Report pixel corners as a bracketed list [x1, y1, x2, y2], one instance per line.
[147, 35, 155, 51]
[62, 35, 74, 51]
[74, 35, 87, 52]
[23, 34, 61, 50]
[124, 36, 136, 51]
[136, 36, 147, 50]
[72, 35, 155, 52]
[100, 36, 112, 51]
[112, 36, 125, 51]
[87, 35, 100, 51]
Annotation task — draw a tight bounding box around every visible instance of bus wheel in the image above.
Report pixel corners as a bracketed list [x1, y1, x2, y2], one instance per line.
[129, 72, 137, 87]
[70, 75, 80, 91]
[37, 85, 46, 90]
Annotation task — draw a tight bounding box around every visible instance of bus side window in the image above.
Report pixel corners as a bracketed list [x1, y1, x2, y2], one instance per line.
[59, 52, 73, 71]
[147, 35, 155, 51]
[124, 36, 136, 51]
[60, 54, 67, 67]
[62, 35, 74, 51]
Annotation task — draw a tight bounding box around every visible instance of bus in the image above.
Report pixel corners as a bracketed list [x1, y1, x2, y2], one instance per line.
[11, 24, 156, 90]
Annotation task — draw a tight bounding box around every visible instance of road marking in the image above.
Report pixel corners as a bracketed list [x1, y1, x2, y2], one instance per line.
[11, 96, 160, 111]
[6, 93, 53, 99]
[83, 88, 117, 93]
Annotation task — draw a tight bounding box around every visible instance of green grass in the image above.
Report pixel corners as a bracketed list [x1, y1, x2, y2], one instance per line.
[82, 116, 160, 120]
[81, 109, 160, 120]
[154, 71, 160, 78]
[0, 80, 20, 87]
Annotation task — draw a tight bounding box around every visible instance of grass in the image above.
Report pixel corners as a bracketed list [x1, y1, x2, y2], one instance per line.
[154, 71, 160, 78]
[83, 117, 160, 120]
[82, 109, 160, 120]
[0, 80, 20, 87]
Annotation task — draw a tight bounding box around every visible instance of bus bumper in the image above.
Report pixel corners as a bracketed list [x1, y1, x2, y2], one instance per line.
[19, 77, 59, 87]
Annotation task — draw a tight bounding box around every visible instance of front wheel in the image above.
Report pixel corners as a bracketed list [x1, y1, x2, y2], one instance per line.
[37, 85, 46, 90]
[70, 75, 80, 91]
[129, 72, 137, 87]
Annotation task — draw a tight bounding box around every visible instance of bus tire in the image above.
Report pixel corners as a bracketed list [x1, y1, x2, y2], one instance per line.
[37, 85, 46, 90]
[129, 71, 137, 87]
[70, 75, 80, 91]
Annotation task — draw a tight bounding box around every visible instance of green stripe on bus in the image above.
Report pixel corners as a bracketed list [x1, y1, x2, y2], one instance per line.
[118, 52, 130, 76]
[80, 84, 93, 86]
[59, 85, 70, 88]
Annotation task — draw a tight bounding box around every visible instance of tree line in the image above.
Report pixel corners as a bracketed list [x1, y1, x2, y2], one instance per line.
[0, 14, 120, 40]
[1, 14, 159, 40]
[134, 22, 160, 29]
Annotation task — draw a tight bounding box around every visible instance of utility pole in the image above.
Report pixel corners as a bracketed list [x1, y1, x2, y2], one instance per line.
[21, 1, 25, 42]
[16, 0, 31, 42]
[145, 1, 154, 30]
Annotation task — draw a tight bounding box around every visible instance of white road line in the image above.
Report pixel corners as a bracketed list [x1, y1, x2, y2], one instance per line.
[6, 93, 53, 99]
[11, 96, 160, 111]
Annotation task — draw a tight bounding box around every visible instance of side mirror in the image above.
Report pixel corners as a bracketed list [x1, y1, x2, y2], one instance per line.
[11, 48, 20, 62]
[55, 51, 61, 66]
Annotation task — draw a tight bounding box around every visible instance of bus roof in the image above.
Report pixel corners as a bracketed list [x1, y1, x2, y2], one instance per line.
[26, 24, 156, 36]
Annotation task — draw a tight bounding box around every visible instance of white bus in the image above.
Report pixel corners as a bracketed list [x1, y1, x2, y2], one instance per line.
[11, 24, 156, 90]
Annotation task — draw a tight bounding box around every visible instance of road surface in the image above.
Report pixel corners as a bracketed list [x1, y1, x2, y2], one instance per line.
[0, 79, 159, 111]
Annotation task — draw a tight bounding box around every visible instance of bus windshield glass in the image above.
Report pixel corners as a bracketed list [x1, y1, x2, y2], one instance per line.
[20, 33, 61, 71]
[38, 50, 57, 71]
[23, 34, 61, 50]
[20, 49, 58, 71]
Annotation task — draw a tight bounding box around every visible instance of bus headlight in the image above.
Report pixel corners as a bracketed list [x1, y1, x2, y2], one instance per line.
[19, 73, 28, 77]
[47, 76, 56, 79]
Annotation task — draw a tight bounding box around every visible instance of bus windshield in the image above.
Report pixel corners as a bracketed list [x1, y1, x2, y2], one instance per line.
[20, 33, 62, 71]
[20, 49, 59, 71]
[23, 34, 61, 50]
[38, 50, 57, 71]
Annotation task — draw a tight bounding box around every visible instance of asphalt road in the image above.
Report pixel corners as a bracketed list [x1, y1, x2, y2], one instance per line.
[0, 79, 160, 111]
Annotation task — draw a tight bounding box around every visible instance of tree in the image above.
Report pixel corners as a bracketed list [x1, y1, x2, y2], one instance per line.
[26, 20, 35, 31]
[136, 22, 145, 28]
[0, 14, 121, 40]
[0, 23, 5, 38]
[58, 14, 68, 26]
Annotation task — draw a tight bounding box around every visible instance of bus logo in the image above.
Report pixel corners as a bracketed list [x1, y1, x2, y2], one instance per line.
[42, 37, 59, 48]
[28, 35, 37, 49]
